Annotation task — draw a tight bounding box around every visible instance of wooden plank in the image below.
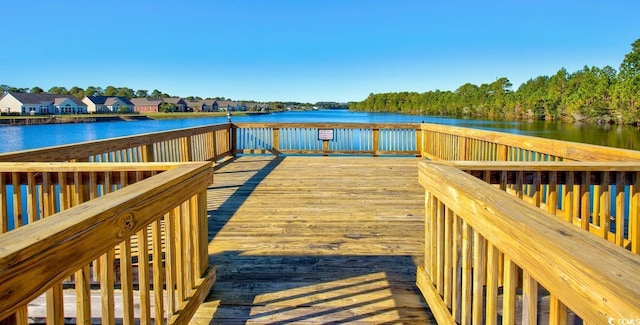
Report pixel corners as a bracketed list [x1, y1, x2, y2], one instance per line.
[192, 156, 433, 324]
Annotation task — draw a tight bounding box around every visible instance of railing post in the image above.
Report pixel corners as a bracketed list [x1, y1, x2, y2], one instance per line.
[142, 144, 155, 162]
[459, 137, 468, 160]
[373, 128, 380, 157]
[183, 136, 194, 162]
[415, 128, 423, 156]
[273, 128, 280, 156]
[497, 144, 508, 161]
[230, 123, 237, 157]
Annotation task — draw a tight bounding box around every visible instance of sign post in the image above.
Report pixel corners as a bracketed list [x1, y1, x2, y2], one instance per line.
[318, 129, 334, 156]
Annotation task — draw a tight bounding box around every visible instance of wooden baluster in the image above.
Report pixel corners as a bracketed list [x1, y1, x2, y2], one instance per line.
[600, 172, 611, 240]
[460, 220, 472, 325]
[198, 191, 208, 275]
[452, 213, 462, 323]
[533, 171, 542, 207]
[26, 172, 36, 224]
[0, 173, 7, 233]
[485, 244, 499, 324]
[443, 207, 453, 309]
[165, 208, 178, 315]
[152, 218, 165, 323]
[40, 171, 64, 324]
[100, 250, 115, 324]
[502, 256, 518, 325]
[632, 172, 640, 254]
[120, 236, 134, 325]
[616, 172, 626, 247]
[564, 171, 575, 224]
[549, 294, 569, 325]
[11, 172, 22, 229]
[436, 201, 445, 295]
[472, 231, 486, 325]
[548, 171, 558, 216]
[174, 203, 186, 305]
[138, 225, 152, 325]
[522, 271, 538, 325]
[580, 172, 591, 230]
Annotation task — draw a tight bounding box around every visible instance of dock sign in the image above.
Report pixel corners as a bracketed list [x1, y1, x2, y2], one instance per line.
[318, 129, 334, 141]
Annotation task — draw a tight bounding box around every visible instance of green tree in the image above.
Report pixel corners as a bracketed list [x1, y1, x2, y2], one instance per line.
[48, 86, 69, 95]
[30, 86, 44, 94]
[135, 89, 149, 98]
[117, 105, 130, 114]
[104, 86, 117, 96]
[84, 86, 103, 97]
[69, 86, 85, 99]
[117, 87, 134, 98]
[159, 102, 176, 112]
[151, 89, 163, 98]
[614, 38, 640, 123]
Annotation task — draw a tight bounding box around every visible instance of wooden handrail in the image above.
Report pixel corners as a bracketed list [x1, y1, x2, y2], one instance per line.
[418, 161, 640, 323]
[0, 162, 214, 323]
[446, 161, 640, 254]
[420, 123, 640, 161]
[0, 123, 232, 162]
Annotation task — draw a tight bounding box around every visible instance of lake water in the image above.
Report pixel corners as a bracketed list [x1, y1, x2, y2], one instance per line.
[1, 110, 639, 153]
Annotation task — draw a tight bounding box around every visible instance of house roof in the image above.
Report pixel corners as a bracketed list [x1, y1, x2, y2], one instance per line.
[186, 99, 216, 107]
[6, 92, 86, 106]
[85, 96, 133, 106]
[216, 100, 238, 107]
[162, 97, 186, 105]
[130, 98, 163, 106]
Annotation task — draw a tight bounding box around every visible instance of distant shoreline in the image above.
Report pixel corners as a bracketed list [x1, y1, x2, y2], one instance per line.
[0, 112, 242, 126]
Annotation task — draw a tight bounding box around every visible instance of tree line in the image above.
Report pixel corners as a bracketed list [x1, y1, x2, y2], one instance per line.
[350, 39, 640, 125]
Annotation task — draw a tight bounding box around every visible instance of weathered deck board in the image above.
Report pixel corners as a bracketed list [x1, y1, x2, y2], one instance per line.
[192, 156, 435, 324]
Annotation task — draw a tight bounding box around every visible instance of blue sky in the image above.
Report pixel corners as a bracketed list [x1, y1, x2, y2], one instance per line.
[1, 0, 639, 103]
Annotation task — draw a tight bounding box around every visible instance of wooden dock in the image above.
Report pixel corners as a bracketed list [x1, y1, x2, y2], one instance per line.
[192, 156, 435, 324]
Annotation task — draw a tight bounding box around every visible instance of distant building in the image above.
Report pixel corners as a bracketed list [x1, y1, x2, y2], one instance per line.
[0, 92, 87, 115]
[130, 98, 163, 113]
[216, 100, 247, 112]
[186, 99, 218, 112]
[161, 98, 188, 112]
[82, 96, 134, 113]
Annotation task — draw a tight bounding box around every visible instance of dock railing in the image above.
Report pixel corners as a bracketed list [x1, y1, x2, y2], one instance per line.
[233, 123, 422, 156]
[418, 161, 640, 324]
[0, 123, 232, 163]
[449, 161, 640, 253]
[420, 123, 640, 161]
[0, 162, 214, 324]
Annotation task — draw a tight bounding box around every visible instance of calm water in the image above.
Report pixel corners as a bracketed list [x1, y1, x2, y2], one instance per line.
[1, 110, 639, 153]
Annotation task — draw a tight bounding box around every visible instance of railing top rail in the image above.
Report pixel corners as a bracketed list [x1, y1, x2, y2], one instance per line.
[444, 161, 640, 171]
[421, 123, 640, 161]
[419, 161, 640, 322]
[233, 122, 421, 129]
[0, 161, 194, 172]
[0, 123, 230, 162]
[0, 161, 213, 319]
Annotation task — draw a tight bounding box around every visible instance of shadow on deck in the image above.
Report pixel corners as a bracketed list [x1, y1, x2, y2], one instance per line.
[193, 155, 434, 324]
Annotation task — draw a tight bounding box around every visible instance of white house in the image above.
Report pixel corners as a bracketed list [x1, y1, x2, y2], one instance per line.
[0, 92, 88, 115]
[82, 96, 134, 113]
